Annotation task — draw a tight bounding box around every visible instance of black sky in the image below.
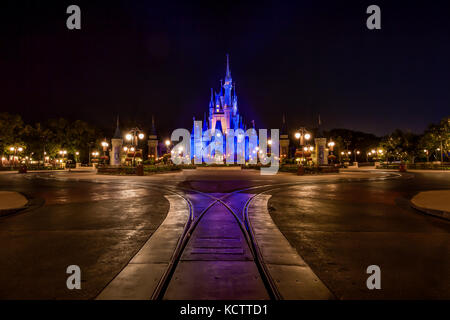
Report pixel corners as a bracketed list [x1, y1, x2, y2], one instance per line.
[1, 0, 449, 138]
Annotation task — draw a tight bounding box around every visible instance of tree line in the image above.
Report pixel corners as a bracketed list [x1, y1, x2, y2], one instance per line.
[1, 112, 448, 164]
[321, 116, 449, 163]
[0, 113, 103, 163]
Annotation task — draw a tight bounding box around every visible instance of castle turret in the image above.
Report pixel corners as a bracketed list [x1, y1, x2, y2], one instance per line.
[209, 88, 214, 118]
[110, 116, 123, 166]
[232, 83, 238, 115]
[148, 115, 158, 160]
[280, 114, 290, 159]
[223, 54, 233, 107]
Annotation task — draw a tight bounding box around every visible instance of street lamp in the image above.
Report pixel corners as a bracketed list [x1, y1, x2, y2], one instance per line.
[125, 128, 145, 166]
[8, 146, 23, 167]
[165, 139, 171, 154]
[354, 150, 360, 162]
[327, 141, 335, 151]
[101, 141, 109, 165]
[294, 128, 311, 165]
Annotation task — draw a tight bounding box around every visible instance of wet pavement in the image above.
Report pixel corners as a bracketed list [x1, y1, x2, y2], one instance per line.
[0, 169, 449, 299]
[0, 173, 169, 299]
[268, 172, 450, 299]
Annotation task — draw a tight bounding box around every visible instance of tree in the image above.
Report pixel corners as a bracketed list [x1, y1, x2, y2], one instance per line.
[0, 113, 25, 155]
[379, 130, 420, 163]
[418, 117, 450, 162]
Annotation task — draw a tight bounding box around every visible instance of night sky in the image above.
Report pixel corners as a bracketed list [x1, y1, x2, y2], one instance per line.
[1, 1, 449, 139]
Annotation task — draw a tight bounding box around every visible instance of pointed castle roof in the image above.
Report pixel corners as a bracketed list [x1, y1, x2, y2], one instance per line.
[150, 115, 157, 136]
[113, 116, 122, 139]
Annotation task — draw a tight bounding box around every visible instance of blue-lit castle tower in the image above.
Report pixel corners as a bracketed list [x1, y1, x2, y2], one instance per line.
[191, 54, 249, 162]
[207, 54, 242, 134]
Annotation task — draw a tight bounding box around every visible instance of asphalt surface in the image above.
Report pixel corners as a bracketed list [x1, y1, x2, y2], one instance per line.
[268, 172, 450, 299]
[0, 173, 169, 299]
[0, 169, 448, 299]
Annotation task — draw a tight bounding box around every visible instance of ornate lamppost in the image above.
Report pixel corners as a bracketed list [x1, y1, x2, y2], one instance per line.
[294, 128, 311, 165]
[125, 128, 145, 166]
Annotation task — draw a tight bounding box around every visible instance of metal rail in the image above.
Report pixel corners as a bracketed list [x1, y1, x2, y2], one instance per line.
[151, 185, 282, 300]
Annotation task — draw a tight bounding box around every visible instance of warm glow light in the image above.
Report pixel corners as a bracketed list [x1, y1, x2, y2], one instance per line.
[328, 141, 335, 147]
[138, 133, 145, 140]
[126, 134, 133, 141]
[18, 147, 23, 152]
[295, 132, 300, 139]
[268, 140, 272, 145]
[303, 147, 308, 151]
[10, 147, 15, 151]
[101, 141, 109, 147]
[357, 151, 360, 154]
[341, 151, 344, 155]
[347, 151, 351, 155]
[371, 149, 376, 154]
[309, 146, 314, 151]
[75, 151, 79, 155]
[130, 147, 135, 152]
[304, 133, 311, 140]
[165, 140, 170, 146]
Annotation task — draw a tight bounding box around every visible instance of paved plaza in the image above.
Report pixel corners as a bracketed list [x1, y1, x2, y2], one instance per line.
[0, 169, 449, 299]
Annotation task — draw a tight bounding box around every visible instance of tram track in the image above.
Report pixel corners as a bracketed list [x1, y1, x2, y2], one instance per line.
[151, 186, 282, 300]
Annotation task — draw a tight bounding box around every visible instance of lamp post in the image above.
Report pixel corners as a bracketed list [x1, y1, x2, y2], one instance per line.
[125, 128, 145, 167]
[101, 140, 109, 165]
[165, 139, 171, 153]
[294, 128, 311, 165]
[58, 150, 67, 168]
[354, 150, 360, 162]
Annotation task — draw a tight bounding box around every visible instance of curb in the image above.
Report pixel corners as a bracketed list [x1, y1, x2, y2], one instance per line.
[410, 201, 450, 221]
[0, 192, 43, 218]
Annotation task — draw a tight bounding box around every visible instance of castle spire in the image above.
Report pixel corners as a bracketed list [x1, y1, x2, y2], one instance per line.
[150, 115, 156, 135]
[226, 53, 231, 79]
[113, 115, 121, 139]
[223, 54, 233, 106]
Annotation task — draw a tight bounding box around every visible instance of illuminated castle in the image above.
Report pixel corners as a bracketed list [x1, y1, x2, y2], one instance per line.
[207, 54, 243, 134]
[191, 54, 251, 162]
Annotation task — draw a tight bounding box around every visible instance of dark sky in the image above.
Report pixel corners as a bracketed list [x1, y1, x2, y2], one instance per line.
[1, 0, 449, 139]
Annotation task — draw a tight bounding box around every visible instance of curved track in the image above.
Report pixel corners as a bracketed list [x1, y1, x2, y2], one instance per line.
[151, 186, 281, 300]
